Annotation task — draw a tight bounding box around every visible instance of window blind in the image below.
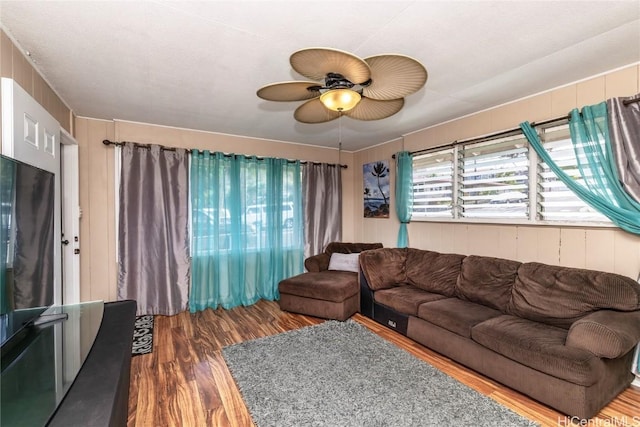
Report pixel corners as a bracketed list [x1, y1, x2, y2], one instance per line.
[537, 124, 609, 222]
[458, 135, 529, 219]
[412, 149, 454, 218]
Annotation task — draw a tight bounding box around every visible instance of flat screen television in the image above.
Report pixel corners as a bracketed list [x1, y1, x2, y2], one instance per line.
[0, 154, 55, 350]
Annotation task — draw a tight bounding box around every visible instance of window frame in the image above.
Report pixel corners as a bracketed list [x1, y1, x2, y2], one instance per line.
[410, 121, 615, 228]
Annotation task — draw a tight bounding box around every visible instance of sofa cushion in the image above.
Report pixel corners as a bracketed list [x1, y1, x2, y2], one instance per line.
[374, 286, 447, 316]
[455, 255, 520, 312]
[278, 271, 358, 303]
[472, 315, 603, 386]
[328, 253, 360, 272]
[325, 242, 383, 257]
[507, 262, 640, 329]
[306, 242, 383, 272]
[359, 248, 407, 291]
[405, 249, 464, 297]
[417, 298, 502, 338]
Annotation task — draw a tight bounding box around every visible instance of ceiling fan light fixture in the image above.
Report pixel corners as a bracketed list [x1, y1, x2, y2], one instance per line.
[320, 89, 361, 112]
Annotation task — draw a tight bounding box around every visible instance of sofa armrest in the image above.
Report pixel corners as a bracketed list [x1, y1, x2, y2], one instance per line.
[304, 253, 331, 272]
[565, 310, 640, 358]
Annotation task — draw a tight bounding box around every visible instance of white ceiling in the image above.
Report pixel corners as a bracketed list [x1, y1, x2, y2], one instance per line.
[1, 1, 639, 151]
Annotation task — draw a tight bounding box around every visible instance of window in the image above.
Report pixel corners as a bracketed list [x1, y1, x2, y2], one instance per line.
[537, 124, 608, 222]
[459, 134, 529, 219]
[411, 121, 612, 226]
[245, 203, 295, 229]
[190, 155, 303, 255]
[412, 149, 454, 218]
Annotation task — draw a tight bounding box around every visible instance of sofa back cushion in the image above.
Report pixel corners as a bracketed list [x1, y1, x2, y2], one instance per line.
[325, 242, 383, 257]
[507, 262, 640, 329]
[359, 248, 407, 290]
[455, 255, 521, 312]
[405, 249, 464, 297]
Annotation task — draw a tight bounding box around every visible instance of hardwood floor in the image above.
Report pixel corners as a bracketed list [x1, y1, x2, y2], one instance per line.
[127, 300, 640, 426]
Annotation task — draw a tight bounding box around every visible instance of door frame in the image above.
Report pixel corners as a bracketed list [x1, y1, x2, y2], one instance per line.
[61, 129, 80, 304]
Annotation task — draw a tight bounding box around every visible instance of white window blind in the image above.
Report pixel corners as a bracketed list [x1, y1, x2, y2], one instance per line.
[458, 134, 529, 219]
[537, 124, 609, 222]
[412, 149, 454, 218]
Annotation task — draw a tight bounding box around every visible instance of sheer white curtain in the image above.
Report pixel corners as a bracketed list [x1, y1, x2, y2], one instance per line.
[302, 163, 342, 260]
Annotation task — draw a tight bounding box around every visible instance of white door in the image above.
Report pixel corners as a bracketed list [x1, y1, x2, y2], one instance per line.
[61, 131, 80, 304]
[1, 77, 62, 305]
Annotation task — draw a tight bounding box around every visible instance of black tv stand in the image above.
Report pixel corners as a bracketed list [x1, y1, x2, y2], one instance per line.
[48, 300, 136, 427]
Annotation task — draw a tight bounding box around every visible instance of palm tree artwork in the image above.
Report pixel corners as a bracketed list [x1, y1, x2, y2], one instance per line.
[363, 160, 390, 218]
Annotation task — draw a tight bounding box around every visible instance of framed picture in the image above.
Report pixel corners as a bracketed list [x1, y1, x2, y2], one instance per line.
[363, 160, 390, 218]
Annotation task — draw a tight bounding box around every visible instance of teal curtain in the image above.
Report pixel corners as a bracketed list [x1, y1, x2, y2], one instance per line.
[520, 102, 640, 235]
[189, 151, 304, 312]
[395, 151, 413, 247]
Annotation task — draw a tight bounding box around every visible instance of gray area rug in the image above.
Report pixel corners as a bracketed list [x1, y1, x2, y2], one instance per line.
[222, 320, 538, 427]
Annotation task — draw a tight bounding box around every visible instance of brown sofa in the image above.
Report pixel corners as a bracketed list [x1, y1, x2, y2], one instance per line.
[358, 247, 640, 419]
[278, 242, 383, 321]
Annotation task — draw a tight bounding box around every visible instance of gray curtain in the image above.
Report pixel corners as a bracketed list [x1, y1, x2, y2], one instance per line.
[117, 143, 190, 315]
[302, 163, 342, 260]
[607, 93, 640, 203]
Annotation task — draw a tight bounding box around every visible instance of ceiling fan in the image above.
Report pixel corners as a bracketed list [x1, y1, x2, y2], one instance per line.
[257, 48, 428, 124]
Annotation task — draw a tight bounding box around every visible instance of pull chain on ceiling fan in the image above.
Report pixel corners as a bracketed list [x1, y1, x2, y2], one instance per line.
[257, 47, 428, 124]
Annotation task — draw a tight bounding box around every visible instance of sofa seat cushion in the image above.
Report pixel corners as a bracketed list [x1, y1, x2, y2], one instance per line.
[278, 271, 358, 303]
[374, 286, 447, 316]
[472, 315, 603, 386]
[417, 298, 502, 338]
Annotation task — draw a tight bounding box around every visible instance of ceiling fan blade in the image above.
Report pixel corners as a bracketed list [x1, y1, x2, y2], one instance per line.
[257, 81, 321, 102]
[294, 98, 341, 124]
[290, 48, 371, 85]
[344, 97, 405, 121]
[362, 55, 428, 100]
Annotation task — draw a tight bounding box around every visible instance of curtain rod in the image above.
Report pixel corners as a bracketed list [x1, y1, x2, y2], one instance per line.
[393, 114, 570, 159]
[102, 139, 347, 169]
[623, 97, 640, 106]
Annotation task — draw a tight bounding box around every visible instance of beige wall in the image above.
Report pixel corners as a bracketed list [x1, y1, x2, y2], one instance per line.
[4, 21, 639, 298]
[352, 64, 640, 279]
[0, 29, 72, 135]
[75, 118, 355, 302]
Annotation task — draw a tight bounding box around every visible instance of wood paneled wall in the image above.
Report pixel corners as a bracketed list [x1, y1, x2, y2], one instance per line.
[4, 22, 638, 296]
[0, 30, 72, 134]
[352, 64, 640, 279]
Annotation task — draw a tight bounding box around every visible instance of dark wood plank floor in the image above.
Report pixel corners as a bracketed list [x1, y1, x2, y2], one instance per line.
[127, 300, 640, 427]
